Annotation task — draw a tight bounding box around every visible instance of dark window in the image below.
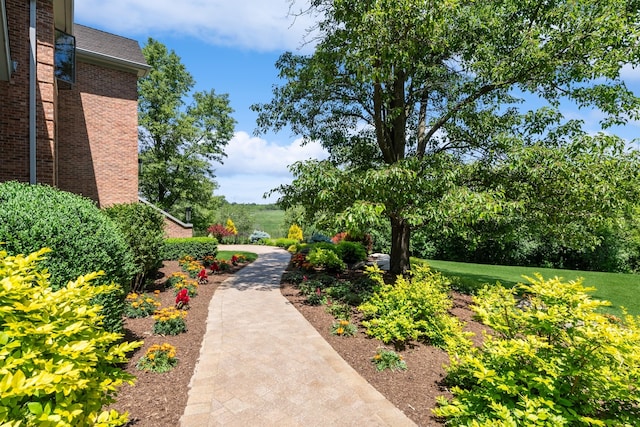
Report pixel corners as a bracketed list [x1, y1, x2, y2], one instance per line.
[55, 30, 75, 84]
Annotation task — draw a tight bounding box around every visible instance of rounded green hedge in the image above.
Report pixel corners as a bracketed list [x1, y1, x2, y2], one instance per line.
[0, 182, 136, 331]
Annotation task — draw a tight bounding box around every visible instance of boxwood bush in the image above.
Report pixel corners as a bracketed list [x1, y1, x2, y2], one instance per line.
[0, 182, 136, 332]
[105, 203, 165, 293]
[163, 237, 218, 260]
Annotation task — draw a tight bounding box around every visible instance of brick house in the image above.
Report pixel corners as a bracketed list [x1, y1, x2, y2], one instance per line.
[0, 0, 147, 207]
[0, 0, 192, 236]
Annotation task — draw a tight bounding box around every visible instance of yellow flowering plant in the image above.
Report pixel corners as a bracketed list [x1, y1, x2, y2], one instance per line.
[124, 292, 161, 318]
[331, 319, 357, 337]
[372, 348, 406, 371]
[136, 343, 178, 373]
[152, 307, 187, 335]
[172, 278, 198, 297]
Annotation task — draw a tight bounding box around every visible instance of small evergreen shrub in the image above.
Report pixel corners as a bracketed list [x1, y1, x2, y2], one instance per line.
[336, 241, 367, 264]
[105, 202, 165, 293]
[0, 248, 142, 426]
[0, 181, 136, 332]
[307, 233, 333, 243]
[359, 265, 470, 351]
[249, 230, 271, 243]
[287, 224, 304, 241]
[163, 237, 218, 260]
[434, 274, 640, 426]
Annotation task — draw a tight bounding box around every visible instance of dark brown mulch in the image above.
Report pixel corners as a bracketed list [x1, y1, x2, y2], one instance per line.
[110, 260, 486, 427]
[109, 261, 244, 427]
[280, 274, 487, 427]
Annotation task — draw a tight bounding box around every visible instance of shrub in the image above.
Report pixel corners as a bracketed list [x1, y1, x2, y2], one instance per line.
[359, 265, 470, 351]
[287, 224, 304, 241]
[163, 237, 218, 260]
[307, 233, 333, 243]
[225, 218, 238, 236]
[105, 202, 165, 293]
[207, 223, 235, 242]
[0, 248, 141, 426]
[307, 248, 346, 272]
[273, 238, 299, 249]
[249, 230, 271, 243]
[434, 274, 640, 426]
[0, 181, 136, 332]
[336, 241, 367, 264]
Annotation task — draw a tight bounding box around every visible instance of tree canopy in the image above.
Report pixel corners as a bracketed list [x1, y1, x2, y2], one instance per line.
[138, 38, 236, 229]
[253, 0, 640, 274]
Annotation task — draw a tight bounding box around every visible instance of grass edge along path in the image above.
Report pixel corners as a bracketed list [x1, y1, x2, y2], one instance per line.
[414, 257, 640, 317]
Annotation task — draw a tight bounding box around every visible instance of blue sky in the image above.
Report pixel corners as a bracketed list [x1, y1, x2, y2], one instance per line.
[76, 1, 640, 204]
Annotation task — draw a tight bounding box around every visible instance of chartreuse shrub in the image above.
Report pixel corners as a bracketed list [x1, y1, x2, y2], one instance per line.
[0, 181, 136, 332]
[359, 265, 471, 351]
[287, 224, 303, 241]
[104, 203, 165, 293]
[434, 274, 640, 426]
[307, 247, 346, 272]
[0, 248, 142, 426]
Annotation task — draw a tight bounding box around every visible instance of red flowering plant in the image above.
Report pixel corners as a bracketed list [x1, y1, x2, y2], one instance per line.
[231, 255, 239, 266]
[207, 223, 234, 242]
[210, 261, 220, 274]
[197, 268, 208, 285]
[175, 288, 190, 309]
[201, 255, 216, 268]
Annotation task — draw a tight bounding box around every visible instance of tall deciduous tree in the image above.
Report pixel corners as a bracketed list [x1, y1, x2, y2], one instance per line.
[253, 0, 640, 274]
[138, 38, 236, 227]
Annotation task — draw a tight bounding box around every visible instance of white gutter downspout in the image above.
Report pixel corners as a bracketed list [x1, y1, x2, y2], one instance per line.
[29, 0, 36, 184]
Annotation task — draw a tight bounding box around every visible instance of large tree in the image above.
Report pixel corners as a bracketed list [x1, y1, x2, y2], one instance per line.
[138, 38, 236, 227]
[253, 0, 640, 274]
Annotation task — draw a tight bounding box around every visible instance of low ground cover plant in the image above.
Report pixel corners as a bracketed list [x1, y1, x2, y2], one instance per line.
[372, 348, 407, 372]
[434, 274, 640, 426]
[0, 248, 141, 426]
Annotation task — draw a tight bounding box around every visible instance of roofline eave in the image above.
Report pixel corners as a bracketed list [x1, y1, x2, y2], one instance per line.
[77, 47, 151, 77]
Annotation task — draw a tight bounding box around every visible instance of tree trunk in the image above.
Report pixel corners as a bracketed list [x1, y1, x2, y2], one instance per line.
[390, 216, 411, 275]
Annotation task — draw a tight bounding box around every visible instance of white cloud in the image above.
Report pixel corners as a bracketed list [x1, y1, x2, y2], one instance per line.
[75, 0, 318, 52]
[214, 131, 328, 203]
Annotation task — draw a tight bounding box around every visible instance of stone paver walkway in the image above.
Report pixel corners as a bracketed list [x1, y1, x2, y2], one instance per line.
[180, 245, 416, 427]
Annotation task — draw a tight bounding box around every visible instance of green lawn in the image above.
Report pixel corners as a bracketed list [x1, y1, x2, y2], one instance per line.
[217, 250, 258, 262]
[414, 258, 640, 317]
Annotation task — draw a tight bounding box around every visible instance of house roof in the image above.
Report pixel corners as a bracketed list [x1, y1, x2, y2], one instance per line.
[74, 24, 150, 77]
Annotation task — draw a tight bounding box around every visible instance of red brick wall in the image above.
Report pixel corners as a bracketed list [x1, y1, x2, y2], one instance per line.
[164, 217, 194, 238]
[0, 0, 55, 184]
[57, 62, 139, 207]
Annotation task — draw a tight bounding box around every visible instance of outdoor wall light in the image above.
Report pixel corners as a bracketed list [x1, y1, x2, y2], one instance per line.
[185, 206, 192, 223]
[137, 158, 142, 175]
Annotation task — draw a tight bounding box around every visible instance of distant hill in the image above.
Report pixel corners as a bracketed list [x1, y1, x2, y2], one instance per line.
[234, 203, 285, 238]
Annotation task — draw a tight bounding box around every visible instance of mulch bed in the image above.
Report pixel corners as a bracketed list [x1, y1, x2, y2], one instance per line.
[110, 258, 486, 427]
[109, 261, 245, 427]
